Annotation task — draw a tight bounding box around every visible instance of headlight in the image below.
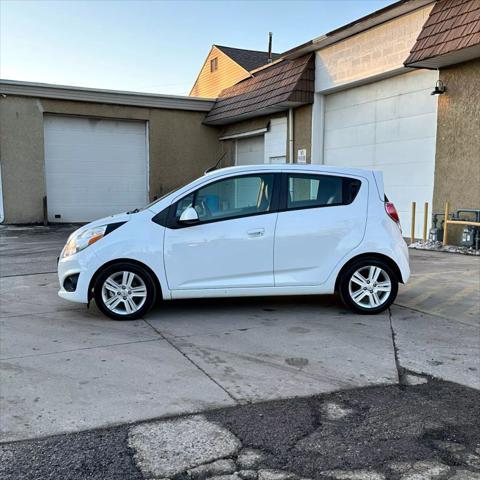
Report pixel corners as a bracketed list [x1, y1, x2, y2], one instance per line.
[61, 225, 107, 259]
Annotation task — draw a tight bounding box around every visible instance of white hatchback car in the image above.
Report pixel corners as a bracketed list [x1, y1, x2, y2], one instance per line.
[58, 165, 409, 320]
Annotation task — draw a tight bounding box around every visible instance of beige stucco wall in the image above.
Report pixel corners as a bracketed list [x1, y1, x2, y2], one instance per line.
[315, 4, 433, 92]
[293, 104, 312, 163]
[0, 95, 221, 223]
[432, 59, 480, 243]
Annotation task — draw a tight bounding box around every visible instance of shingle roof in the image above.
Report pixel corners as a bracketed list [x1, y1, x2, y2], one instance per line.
[204, 54, 314, 125]
[215, 45, 281, 72]
[404, 0, 480, 67]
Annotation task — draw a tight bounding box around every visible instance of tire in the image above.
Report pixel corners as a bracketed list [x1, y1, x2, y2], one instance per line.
[93, 262, 157, 320]
[339, 258, 398, 314]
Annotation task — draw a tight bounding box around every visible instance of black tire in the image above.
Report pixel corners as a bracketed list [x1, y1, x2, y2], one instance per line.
[339, 258, 398, 314]
[93, 262, 157, 320]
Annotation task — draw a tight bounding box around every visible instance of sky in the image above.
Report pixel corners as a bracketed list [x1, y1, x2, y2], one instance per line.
[1, 0, 392, 96]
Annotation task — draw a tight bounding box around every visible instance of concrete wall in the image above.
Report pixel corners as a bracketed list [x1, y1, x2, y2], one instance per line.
[433, 59, 480, 243]
[0, 95, 221, 223]
[315, 4, 433, 92]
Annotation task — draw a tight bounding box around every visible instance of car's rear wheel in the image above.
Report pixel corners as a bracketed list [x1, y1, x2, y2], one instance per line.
[93, 262, 156, 320]
[339, 258, 398, 314]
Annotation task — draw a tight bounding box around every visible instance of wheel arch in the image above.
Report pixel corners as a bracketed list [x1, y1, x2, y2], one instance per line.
[88, 258, 163, 302]
[334, 252, 404, 292]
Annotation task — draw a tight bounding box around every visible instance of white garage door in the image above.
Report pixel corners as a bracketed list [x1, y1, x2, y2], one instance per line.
[44, 115, 148, 223]
[323, 70, 438, 238]
[236, 135, 264, 166]
[235, 117, 288, 166]
[264, 117, 287, 164]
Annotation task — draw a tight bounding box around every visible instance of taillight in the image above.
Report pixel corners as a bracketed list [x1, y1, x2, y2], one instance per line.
[385, 202, 400, 225]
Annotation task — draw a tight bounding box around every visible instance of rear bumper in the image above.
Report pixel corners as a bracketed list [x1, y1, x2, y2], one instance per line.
[398, 238, 410, 284]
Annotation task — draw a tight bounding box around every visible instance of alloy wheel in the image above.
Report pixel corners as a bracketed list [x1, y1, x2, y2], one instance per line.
[348, 265, 392, 309]
[101, 271, 147, 315]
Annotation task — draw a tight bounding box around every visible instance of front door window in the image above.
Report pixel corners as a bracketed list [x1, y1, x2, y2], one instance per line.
[176, 174, 275, 224]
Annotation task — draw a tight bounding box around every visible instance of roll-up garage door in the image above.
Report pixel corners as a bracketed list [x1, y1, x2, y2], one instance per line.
[44, 115, 148, 223]
[323, 70, 438, 237]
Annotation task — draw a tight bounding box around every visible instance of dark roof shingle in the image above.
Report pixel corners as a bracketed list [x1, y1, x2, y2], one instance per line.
[215, 45, 281, 72]
[404, 0, 480, 66]
[204, 54, 314, 125]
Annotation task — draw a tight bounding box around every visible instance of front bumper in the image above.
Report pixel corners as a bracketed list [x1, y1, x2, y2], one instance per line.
[57, 248, 100, 304]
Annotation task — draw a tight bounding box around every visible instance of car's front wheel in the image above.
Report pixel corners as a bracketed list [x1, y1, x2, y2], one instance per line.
[339, 259, 398, 314]
[93, 262, 157, 320]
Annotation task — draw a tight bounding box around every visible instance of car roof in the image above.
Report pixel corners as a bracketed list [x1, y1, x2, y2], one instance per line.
[205, 163, 375, 178]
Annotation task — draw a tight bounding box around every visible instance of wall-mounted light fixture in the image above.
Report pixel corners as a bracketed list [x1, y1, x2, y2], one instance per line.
[431, 80, 447, 95]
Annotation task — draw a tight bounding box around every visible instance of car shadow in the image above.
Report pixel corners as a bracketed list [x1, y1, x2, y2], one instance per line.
[149, 293, 345, 316]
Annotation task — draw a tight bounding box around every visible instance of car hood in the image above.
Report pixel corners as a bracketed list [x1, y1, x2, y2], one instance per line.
[87, 212, 133, 229]
[68, 212, 132, 239]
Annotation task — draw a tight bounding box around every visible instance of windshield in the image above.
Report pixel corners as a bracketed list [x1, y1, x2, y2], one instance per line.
[138, 187, 181, 212]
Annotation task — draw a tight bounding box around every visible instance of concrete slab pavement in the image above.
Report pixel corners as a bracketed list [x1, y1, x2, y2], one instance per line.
[0, 271, 83, 318]
[0, 308, 158, 360]
[0, 225, 74, 277]
[397, 250, 480, 326]
[1, 226, 479, 444]
[1, 335, 235, 442]
[390, 305, 480, 389]
[148, 299, 398, 402]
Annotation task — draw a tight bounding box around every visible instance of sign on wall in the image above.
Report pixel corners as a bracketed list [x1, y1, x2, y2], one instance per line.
[297, 148, 307, 164]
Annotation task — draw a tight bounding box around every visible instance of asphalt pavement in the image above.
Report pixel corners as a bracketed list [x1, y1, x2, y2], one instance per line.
[1, 380, 479, 480]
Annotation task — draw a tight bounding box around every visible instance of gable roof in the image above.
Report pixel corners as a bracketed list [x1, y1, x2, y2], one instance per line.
[204, 54, 314, 125]
[215, 45, 281, 72]
[404, 0, 480, 68]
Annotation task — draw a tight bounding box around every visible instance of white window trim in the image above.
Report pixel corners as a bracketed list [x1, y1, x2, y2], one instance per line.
[219, 128, 268, 141]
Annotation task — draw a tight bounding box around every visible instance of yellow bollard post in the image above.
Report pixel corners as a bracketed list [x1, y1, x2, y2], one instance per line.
[423, 202, 429, 242]
[443, 202, 449, 245]
[411, 202, 416, 244]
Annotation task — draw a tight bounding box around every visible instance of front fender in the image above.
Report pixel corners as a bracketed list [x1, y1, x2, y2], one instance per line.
[89, 215, 169, 300]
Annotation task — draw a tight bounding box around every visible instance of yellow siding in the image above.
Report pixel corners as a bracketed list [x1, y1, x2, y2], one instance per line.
[190, 46, 251, 98]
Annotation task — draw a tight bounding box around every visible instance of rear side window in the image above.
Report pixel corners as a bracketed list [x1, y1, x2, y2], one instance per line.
[286, 174, 361, 210]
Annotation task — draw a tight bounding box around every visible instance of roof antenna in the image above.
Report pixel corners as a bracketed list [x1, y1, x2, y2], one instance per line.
[268, 32, 273, 63]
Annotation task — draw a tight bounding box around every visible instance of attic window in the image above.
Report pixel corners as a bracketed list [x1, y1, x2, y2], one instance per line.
[210, 57, 218, 72]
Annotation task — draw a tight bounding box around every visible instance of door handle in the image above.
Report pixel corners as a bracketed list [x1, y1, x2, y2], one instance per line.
[247, 228, 265, 237]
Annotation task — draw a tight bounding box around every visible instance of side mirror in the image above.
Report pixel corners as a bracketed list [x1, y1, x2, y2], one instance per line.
[179, 206, 199, 224]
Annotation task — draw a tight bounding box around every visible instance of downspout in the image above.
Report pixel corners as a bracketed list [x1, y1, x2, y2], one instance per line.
[288, 108, 294, 163]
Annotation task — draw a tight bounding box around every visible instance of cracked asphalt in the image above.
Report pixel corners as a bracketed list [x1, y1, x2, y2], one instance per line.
[2, 381, 479, 480]
[0, 225, 479, 479]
